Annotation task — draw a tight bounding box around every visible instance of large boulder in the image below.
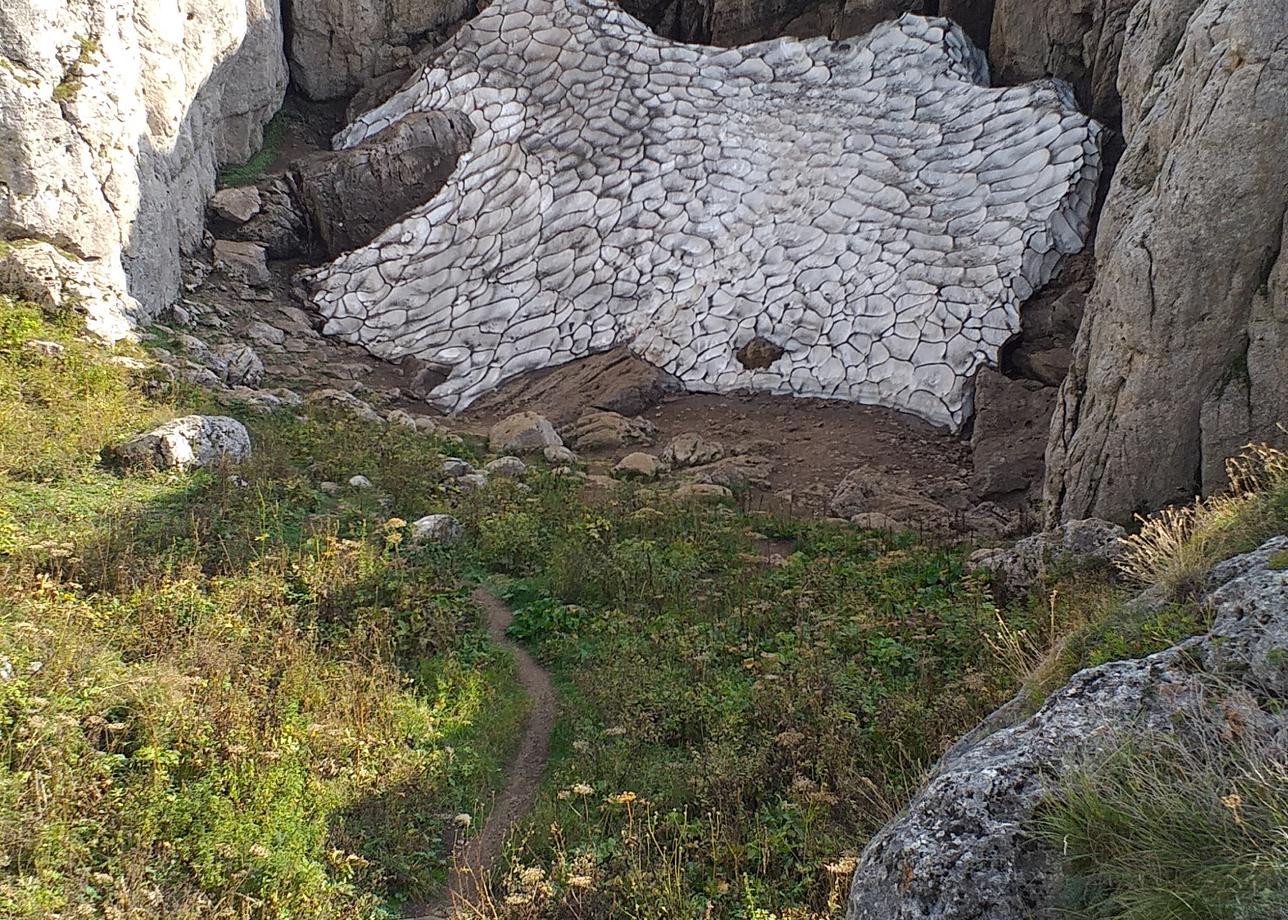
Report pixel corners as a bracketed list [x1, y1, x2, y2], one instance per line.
[106, 416, 252, 471]
[0, 0, 287, 317]
[966, 517, 1125, 599]
[488, 411, 563, 453]
[287, 0, 476, 100]
[1045, 0, 1288, 524]
[295, 110, 474, 259]
[846, 536, 1288, 919]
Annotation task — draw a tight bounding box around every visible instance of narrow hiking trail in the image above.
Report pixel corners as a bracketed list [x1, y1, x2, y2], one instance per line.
[411, 588, 558, 919]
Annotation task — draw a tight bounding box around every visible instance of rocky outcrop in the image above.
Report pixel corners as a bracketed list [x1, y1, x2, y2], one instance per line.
[1044, 0, 1288, 523]
[287, 0, 476, 101]
[846, 535, 1288, 919]
[0, 0, 287, 322]
[989, 0, 1138, 125]
[295, 111, 474, 259]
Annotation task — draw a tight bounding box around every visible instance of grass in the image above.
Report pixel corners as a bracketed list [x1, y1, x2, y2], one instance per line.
[3, 275, 1284, 919]
[1116, 442, 1288, 599]
[449, 492, 1024, 918]
[1039, 698, 1288, 919]
[0, 295, 524, 917]
[218, 110, 289, 187]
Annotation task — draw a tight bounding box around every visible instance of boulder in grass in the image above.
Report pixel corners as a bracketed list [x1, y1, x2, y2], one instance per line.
[409, 514, 464, 546]
[106, 415, 251, 471]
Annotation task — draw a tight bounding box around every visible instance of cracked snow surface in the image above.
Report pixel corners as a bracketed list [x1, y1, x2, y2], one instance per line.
[308, 0, 1102, 430]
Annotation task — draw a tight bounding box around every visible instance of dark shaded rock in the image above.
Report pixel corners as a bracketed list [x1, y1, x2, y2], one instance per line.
[235, 176, 310, 259]
[989, 0, 1137, 126]
[1004, 252, 1090, 387]
[295, 110, 474, 259]
[736, 336, 785, 370]
[970, 368, 1054, 503]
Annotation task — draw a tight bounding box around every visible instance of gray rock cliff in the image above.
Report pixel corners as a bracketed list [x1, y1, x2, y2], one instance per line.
[1045, 0, 1288, 523]
[0, 0, 287, 326]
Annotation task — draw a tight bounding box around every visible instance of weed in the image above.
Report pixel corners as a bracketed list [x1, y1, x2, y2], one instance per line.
[1039, 697, 1288, 919]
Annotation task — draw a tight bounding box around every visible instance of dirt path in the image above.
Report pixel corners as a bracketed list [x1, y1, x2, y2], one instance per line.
[409, 588, 557, 920]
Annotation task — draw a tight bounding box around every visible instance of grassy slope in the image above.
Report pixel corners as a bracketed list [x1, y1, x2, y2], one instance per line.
[0, 296, 526, 918]
[3, 289, 1279, 920]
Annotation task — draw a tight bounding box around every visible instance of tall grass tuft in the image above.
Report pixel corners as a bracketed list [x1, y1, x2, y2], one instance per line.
[1039, 696, 1288, 920]
[1117, 442, 1288, 598]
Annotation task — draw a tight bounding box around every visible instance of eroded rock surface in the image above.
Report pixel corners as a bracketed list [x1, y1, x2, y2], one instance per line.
[308, 0, 1101, 430]
[0, 0, 287, 317]
[847, 535, 1288, 919]
[1045, 0, 1288, 522]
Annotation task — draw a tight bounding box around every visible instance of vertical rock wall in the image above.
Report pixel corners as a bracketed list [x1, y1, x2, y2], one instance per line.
[287, 0, 478, 100]
[0, 0, 287, 329]
[1044, 0, 1288, 522]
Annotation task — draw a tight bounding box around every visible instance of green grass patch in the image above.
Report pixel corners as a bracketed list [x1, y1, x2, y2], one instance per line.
[449, 491, 1022, 917]
[218, 109, 289, 187]
[0, 296, 521, 917]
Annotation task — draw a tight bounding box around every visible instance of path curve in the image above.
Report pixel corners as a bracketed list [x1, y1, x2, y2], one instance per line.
[410, 587, 557, 919]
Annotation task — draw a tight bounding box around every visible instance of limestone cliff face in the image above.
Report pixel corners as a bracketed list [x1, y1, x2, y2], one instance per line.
[1044, 0, 1288, 523]
[0, 0, 287, 329]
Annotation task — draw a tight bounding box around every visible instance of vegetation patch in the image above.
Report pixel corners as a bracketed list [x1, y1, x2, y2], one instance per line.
[218, 110, 289, 187]
[0, 297, 522, 918]
[453, 495, 1025, 918]
[1039, 704, 1288, 920]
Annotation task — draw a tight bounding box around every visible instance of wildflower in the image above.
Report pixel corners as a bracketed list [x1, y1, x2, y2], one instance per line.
[453, 813, 472, 829]
[519, 866, 546, 886]
[384, 517, 407, 529]
[572, 740, 591, 754]
[567, 875, 594, 890]
[824, 856, 858, 876]
[249, 844, 270, 859]
[607, 791, 638, 805]
[503, 893, 529, 906]
[1221, 793, 1245, 827]
[557, 789, 571, 800]
[603, 725, 626, 737]
[571, 783, 593, 796]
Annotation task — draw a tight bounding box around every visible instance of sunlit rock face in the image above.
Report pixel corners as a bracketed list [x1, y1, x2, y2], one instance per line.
[307, 0, 1101, 429]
